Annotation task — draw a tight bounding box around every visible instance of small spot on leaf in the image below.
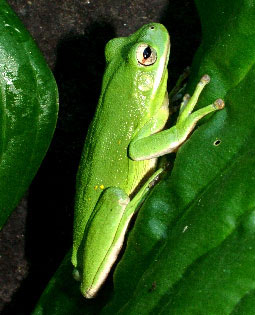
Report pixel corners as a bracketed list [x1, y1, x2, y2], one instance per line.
[214, 139, 221, 146]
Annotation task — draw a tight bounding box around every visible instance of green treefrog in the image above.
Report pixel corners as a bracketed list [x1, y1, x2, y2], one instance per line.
[72, 23, 224, 298]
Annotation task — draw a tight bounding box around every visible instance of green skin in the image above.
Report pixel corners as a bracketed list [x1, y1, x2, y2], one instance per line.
[72, 23, 224, 298]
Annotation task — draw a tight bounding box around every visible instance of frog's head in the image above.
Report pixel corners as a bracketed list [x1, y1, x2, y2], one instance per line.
[129, 23, 170, 94]
[105, 23, 170, 117]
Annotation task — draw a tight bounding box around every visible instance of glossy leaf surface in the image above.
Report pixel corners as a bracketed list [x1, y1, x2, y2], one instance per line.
[0, 0, 58, 228]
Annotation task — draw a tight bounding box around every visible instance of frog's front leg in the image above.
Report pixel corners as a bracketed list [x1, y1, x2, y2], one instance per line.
[129, 75, 224, 161]
[77, 169, 163, 298]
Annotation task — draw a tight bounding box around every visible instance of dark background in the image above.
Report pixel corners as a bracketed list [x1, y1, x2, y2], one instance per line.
[0, 0, 200, 313]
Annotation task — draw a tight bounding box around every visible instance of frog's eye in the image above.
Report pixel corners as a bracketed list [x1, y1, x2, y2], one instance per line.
[136, 44, 157, 66]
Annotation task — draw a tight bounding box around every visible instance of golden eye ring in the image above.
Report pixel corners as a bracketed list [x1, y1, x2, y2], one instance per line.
[136, 43, 157, 66]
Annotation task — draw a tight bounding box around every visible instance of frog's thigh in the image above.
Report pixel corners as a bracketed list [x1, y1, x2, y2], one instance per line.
[81, 187, 129, 297]
[84, 187, 130, 266]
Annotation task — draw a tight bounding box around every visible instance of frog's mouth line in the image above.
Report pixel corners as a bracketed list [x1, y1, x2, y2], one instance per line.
[165, 36, 170, 69]
[152, 35, 170, 97]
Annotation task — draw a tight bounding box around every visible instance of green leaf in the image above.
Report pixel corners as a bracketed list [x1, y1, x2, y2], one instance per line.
[232, 290, 255, 314]
[33, 0, 255, 313]
[0, 0, 58, 228]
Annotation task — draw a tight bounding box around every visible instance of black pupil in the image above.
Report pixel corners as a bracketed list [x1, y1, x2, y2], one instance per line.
[143, 46, 152, 59]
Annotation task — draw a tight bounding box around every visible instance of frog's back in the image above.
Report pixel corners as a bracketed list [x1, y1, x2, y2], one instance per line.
[72, 61, 155, 265]
[75, 57, 154, 209]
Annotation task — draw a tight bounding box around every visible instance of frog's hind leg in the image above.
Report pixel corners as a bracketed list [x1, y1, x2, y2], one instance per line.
[78, 168, 163, 298]
[124, 168, 163, 219]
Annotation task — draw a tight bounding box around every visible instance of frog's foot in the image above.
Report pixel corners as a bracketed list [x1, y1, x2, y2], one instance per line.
[125, 168, 163, 218]
[175, 74, 225, 142]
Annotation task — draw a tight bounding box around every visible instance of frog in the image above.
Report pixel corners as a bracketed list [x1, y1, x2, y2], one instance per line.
[71, 23, 224, 298]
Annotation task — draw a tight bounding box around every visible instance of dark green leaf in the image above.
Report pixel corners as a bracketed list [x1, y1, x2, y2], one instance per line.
[0, 0, 58, 228]
[232, 289, 255, 315]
